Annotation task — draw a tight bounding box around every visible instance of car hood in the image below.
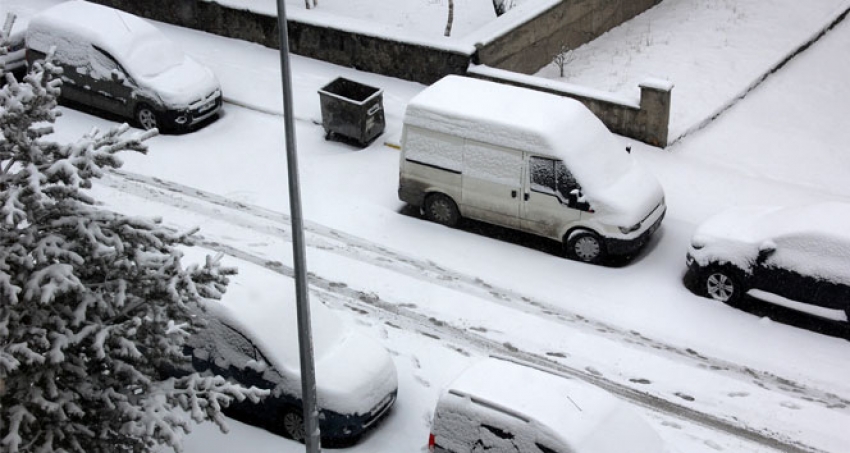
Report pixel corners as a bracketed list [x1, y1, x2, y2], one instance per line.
[692, 205, 780, 245]
[314, 329, 398, 415]
[585, 162, 665, 227]
[689, 205, 780, 271]
[136, 56, 220, 108]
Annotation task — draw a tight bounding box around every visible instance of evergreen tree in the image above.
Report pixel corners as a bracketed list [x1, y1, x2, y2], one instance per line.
[0, 42, 266, 453]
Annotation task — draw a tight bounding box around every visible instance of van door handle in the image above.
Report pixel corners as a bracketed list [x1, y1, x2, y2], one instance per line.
[511, 190, 517, 198]
[524, 193, 529, 201]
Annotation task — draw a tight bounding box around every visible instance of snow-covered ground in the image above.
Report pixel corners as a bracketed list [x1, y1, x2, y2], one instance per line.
[3, 1, 850, 453]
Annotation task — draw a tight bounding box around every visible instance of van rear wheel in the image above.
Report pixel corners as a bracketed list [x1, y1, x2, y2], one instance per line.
[424, 193, 460, 227]
[567, 231, 604, 263]
[135, 104, 159, 131]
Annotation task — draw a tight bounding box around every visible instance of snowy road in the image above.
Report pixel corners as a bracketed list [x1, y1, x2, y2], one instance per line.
[93, 167, 848, 453]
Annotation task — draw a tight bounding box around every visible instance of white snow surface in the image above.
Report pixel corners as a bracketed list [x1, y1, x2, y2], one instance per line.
[4, 1, 850, 453]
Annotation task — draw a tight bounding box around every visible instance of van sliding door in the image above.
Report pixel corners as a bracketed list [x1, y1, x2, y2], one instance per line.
[461, 140, 522, 228]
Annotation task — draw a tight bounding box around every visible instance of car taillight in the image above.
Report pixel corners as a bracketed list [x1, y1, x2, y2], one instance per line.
[428, 432, 435, 452]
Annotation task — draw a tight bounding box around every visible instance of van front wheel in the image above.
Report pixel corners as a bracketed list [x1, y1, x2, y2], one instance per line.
[567, 231, 605, 263]
[424, 193, 460, 227]
[135, 104, 159, 131]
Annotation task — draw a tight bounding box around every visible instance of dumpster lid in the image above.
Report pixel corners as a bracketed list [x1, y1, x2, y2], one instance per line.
[319, 77, 383, 106]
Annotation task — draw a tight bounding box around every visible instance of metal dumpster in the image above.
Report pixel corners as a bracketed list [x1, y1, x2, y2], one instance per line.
[318, 77, 386, 147]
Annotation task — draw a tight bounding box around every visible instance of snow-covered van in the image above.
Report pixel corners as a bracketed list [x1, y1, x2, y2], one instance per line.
[398, 76, 665, 263]
[26, 1, 222, 132]
[428, 358, 673, 453]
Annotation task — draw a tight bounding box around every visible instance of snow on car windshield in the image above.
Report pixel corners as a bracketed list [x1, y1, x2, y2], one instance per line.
[125, 35, 185, 78]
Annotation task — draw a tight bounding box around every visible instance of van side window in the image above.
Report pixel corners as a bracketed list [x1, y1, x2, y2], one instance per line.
[530, 157, 556, 195]
[530, 157, 579, 201]
[554, 161, 579, 200]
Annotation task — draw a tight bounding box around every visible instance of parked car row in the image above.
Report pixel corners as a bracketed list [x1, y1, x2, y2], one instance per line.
[6, 0, 222, 133]
[397, 76, 850, 326]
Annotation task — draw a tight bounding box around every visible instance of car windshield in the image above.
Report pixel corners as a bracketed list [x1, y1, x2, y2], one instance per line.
[124, 34, 184, 78]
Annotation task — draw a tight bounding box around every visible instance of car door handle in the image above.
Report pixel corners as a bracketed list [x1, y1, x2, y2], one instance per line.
[511, 190, 517, 198]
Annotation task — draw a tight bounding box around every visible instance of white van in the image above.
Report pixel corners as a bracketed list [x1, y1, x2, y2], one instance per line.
[428, 358, 673, 453]
[26, 1, 222, 132]
[398, 76, 665, 263]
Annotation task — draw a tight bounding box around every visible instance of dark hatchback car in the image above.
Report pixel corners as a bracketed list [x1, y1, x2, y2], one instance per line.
[167, 256, 398, 445]
[685, 202, 850, 323]
[26, 1, 222, 132]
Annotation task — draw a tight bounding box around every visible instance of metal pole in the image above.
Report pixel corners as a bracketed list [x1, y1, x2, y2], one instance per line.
[273, 1, 321, 452]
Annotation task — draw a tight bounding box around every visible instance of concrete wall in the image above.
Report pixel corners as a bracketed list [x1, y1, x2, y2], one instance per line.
[468, 66, 672, 147]
[86, 0, 670, 146]
[475, 0, 663, 74]
[87, 0, 471, 84]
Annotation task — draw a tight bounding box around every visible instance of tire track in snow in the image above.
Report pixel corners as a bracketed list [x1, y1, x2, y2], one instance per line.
[100, 168, 850, 416]
[197, 239, 827, 453]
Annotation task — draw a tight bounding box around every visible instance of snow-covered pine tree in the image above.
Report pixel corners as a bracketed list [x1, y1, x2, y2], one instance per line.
[0, 45, 267, 453]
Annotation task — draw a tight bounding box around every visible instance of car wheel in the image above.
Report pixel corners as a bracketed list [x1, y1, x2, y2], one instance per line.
[135, 104, 159, 131]
[424, 193, 460, 227]
[282, 407, 306, 443]
[567, 231, 604, 263]
[702, 267, 745, 305]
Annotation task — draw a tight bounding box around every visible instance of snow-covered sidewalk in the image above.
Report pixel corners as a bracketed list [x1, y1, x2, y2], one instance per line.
[535, 0, 850, 142]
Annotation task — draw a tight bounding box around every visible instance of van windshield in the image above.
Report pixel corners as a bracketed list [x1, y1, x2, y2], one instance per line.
[124, 36, 185, 78]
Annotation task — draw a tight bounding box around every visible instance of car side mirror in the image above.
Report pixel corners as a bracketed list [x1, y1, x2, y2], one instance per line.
[111, 70, 126, 83]
[757, 241, 776, 262]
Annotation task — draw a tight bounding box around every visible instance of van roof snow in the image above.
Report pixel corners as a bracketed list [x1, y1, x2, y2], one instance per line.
[404, 76, 616, 163]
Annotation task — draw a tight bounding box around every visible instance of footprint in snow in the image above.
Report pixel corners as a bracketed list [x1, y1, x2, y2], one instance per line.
[728, 391, 749, 398]
[674, 392, 695, 402]
[661, 421, 681, 429]
[411, 356, 421, 369]
[780, 401, 801, 410]
[585, 367, 602, 376]
[415, 375, 431, 388]
[704, 439, 723, 450]
[629, 378, 651, 385]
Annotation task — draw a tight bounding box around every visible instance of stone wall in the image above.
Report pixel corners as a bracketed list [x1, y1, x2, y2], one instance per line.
[86, 0, 671, 146]
[87, 0, 472, 84]
[475, 0, 663, 74]
[468, 66, 672, 147]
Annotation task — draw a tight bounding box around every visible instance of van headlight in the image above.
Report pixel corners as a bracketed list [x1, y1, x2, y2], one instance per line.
[619, 223, 641, 234]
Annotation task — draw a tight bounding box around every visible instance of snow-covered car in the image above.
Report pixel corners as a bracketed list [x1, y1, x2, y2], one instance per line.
[428, 357, 672, 453]
[25, 1, 222, 132]
[176, 257, 398, 444]
[0, 15, 26, 79]
[684, 202, 850, 322]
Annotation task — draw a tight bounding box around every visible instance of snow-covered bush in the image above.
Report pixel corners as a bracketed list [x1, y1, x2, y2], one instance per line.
[0, 45, 267, 453]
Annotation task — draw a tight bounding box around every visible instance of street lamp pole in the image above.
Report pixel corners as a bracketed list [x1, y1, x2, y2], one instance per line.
[274, 1, 321, 452]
